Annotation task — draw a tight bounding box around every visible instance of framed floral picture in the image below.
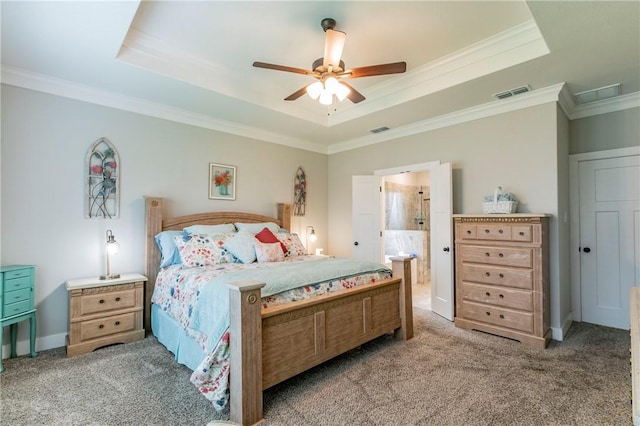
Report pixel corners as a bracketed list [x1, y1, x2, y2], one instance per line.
[209, 163, 236, 200]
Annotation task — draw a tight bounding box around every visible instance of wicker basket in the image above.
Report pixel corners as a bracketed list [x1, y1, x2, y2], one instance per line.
[482, 200, 518, 214]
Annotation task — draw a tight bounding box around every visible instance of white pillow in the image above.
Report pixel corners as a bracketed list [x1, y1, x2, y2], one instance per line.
[234, 222, 279, 235]
[255, 241, 285, 263]
[184, 223, 236, 234]
[223, 230, 258, 264]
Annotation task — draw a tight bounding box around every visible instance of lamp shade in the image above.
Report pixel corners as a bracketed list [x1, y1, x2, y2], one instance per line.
[306, 81, 324, 100]
[319, 90, 333, 105]
[323, 29, 346, 69]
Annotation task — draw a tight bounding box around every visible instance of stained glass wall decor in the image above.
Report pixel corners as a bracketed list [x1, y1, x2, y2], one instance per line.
[86, 137, 120, 219]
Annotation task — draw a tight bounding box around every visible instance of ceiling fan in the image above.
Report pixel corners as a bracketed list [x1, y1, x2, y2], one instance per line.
[252, 18, 406, 105]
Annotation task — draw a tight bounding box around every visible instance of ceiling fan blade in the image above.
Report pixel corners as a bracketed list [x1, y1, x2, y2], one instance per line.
[340, 81, 366, 103]
[323, 29, 346, 69]
[284, 85, 310, 101]
[253, 61, 313, 76]
[346, 62, 407, 78]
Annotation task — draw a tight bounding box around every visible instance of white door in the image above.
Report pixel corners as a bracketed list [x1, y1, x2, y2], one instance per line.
[430, 162, 454, 320]
[580, 155, 640, 329]
[352, 175, 382, 262]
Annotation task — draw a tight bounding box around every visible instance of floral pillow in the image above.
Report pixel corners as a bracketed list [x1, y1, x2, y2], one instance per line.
[174, 233, 236, 267]
[255, 241, 285, 263]
[255, 227, 288, 255]
[277, 232, 307, 256]
[223, 230, 258, 264]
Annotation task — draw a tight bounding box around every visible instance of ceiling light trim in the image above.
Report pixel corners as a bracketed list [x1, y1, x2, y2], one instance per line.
[1, 65, 327, 154]
[328, 19, 550, 126]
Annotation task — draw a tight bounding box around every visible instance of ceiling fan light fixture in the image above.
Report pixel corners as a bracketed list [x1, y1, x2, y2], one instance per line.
[334, 82, 351, 101]
[306, 81, 323, 100]
[323, 29, 346, 68]
[319, 91, 333, 105]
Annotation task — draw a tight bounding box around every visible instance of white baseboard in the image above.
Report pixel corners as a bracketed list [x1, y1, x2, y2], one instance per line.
[551, 312, 574, 341]
[1, 332, 67, 360]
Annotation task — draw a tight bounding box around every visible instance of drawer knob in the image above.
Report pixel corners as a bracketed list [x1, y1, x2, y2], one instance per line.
[499, 314, 505, 319]
[484, 229, 490, 233]
[498, 229, 504, 234]
[498, 253, 504, 258]
[499, 294, 504, 298]
[466, 230, 471, 234]
[115, 297, 121, 302]
[485, 272, 490, 277]
[99, 324, 104, 329]
[115, 321, 120, 326]
[485, 252, 490, 257]
[486, 312, 491, 316]
[485, 292, 491, 297]
[99, 299, 105, 304]
[519, 231, 525, 236]
[499, 273, 504, 278]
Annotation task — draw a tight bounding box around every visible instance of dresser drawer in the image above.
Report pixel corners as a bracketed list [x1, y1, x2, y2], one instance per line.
[78, 312, 136, 341]
[3, 268, 32, 280]
[4, 276, 33, 292]
[460, 282, 533, 311]
[460, 245, 532, 268]
[460, 300, 534, 333]
[3, 299, 32, 317]
[461, 264, 533, 289]
[460, 224, 533, 243]
[78, 288, 137, 316]
[4, 288, 31, 305]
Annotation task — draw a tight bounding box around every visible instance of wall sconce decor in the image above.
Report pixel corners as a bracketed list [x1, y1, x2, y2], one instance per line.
[100, 230, 121, 280]
[306, 226, 317, 255]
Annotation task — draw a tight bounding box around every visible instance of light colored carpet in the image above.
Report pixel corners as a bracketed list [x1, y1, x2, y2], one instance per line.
[1, 308, 632, 425]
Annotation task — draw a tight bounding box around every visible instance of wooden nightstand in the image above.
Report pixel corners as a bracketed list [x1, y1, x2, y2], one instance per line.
[65, 273, 147, 357]
[1, 265, 37, 373]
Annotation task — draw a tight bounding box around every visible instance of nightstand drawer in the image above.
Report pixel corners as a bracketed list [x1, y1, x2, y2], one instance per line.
[3, 300, 32, 317]
[78, 288, 137, 316]
[79, 312, 136, 341]
[4, 276, 32, 292]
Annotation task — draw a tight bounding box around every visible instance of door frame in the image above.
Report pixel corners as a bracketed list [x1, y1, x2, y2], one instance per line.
[569, 146, 640, 322]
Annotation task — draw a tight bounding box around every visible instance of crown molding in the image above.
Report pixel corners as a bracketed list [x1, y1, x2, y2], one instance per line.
[1, 65, 327, 154]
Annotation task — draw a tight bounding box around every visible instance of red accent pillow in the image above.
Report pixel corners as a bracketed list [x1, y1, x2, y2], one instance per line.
[254, 227, 288, 255]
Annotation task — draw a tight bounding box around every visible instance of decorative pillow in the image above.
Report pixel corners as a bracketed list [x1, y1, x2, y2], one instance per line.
[184, 223, 236, 234]
[155, 230, 184, 268]
[255, 227, 288, 255]
[234, 222, 280, 235]
[255, 241, 285, 263]
[174, 233, 236, 267]
[223, 230, 258, 264]
[277, 232, 307, 256]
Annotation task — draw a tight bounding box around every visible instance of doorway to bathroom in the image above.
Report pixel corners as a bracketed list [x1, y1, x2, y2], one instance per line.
[383, 171, 432, 311]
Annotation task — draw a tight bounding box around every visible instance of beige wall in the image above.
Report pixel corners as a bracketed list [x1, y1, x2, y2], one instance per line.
[327, 103, 569, 330]
[1, 85, 328, 350]
[570, 107, 640, 154]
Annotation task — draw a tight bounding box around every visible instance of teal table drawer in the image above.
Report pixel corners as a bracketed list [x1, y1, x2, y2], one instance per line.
[3, 269, 31, 280]
[5, 276, 33, 292]
[3, 299, 32, 317]
[4, 288, 31, 305]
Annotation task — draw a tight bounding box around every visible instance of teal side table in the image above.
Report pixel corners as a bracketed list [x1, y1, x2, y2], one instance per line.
[0, 265, 37, 373]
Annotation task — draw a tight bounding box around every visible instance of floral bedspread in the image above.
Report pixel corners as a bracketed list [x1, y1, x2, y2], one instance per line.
[151, 256, 392, 410]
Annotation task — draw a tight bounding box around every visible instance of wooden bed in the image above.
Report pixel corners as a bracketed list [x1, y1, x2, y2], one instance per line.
[144, 196, 413, 425]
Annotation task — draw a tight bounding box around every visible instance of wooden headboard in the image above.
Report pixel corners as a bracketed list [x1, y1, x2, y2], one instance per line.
[143, 196, 291, 330]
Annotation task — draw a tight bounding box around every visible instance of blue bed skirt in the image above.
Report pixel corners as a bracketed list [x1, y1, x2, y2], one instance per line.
[151, 304, 206, 372]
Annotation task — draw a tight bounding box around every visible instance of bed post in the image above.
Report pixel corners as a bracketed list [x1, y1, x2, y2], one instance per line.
[277, 203, 291, 231]
[390, 256, 414, 340]
[144, 196, 163, 332]
[227, 280, 266, 426]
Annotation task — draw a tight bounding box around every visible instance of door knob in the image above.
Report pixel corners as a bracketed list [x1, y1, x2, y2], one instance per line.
[583, 247, 591, 253]
[443, 247, 450, 252]
[354, 241, 359, 246]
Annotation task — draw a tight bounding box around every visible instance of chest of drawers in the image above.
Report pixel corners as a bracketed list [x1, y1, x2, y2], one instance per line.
[453, 214, 550, 348]
[65, 273, 147, 357]
[1, 265, 37, 372]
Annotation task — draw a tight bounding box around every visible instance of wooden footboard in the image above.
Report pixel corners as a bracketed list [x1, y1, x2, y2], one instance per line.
[227, 257, 412, 426]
